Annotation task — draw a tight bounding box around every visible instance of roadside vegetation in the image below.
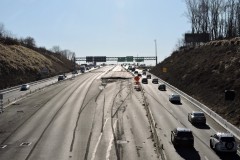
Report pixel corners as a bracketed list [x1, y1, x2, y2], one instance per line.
[151, 0, 240, 127]
[0, 23, 74, 89]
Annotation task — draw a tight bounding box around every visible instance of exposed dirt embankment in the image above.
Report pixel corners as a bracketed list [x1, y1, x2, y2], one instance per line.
[0, 44, 73, 89]
[150, 38, 240, 127]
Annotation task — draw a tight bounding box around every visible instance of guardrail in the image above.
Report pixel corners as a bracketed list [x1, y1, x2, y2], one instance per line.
[140, 86, 166, 160]
[0, 67, 101, 109]
[0, 73, 76, 108]
[156, 77, 240, 140]
[127, 68, 166, 160]
[0, 76, 59, 94]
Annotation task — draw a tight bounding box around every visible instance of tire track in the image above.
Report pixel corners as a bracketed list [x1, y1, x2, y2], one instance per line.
[24, 73, 101, 160]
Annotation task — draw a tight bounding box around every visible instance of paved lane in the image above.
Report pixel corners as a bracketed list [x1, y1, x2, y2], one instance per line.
[0, 65, 161, 160]
[141, 73, 240, 160]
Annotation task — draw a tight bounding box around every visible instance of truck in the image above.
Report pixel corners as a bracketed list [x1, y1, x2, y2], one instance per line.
[80, 66, 86, 73]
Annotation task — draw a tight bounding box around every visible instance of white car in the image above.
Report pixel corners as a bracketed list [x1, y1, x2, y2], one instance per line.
[169, 93, 181, 103]
[210, 132, 238, 154]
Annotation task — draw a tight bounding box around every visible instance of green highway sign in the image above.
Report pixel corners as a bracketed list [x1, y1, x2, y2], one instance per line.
[135, 57, 144, 62]
[126, 56, 133, 62]
[118, 57, 126, 62]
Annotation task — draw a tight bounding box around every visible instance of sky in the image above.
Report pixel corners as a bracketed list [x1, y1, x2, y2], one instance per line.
[0, 0, 189, 65]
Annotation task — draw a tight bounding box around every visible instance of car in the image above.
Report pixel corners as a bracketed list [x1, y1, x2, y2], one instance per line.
[138, 73, 142, 77]
[188, 111, 206, 125]
[72, 70, 78, 74]
[20, 84, 30, 91]
[210, 132, 238, 154]
[171, 127, 194, 147]
[142, 71, 146, 75]
[158, 84, 166, 91]
[152, 78, 159, 84]
[147, 74, 151, 79]
[141, 78, 148, 84]
[134, 71, 138, 75]
[169, 93, 181, 103]
[58, 75, 65, 81]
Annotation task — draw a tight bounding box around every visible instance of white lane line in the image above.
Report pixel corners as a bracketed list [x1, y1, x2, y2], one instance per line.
[90, 118, 109, 160]
[204, 156, 209, 160]
[106, 120, 117, 160]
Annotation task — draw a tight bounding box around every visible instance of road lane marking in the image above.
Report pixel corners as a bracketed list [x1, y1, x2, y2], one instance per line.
[90, 118, 109, 160]
[204, 156, 209, 160]
[106, 120, 117, 160]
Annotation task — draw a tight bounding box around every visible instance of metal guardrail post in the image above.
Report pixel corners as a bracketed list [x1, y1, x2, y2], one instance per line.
[0, 94, 3, 113]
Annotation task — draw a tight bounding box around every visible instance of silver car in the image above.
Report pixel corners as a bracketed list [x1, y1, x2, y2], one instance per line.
[169, 93, 181, 103]
[188, 111, 206, 125]
[210, 132, 238, 154]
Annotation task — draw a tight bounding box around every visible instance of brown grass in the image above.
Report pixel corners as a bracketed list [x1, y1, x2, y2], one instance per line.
[0, 43, 72, 89]
[151, 38, 240, 128]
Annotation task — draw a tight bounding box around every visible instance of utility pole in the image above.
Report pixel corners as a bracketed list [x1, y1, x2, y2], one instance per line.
[154, 39, 158, 66]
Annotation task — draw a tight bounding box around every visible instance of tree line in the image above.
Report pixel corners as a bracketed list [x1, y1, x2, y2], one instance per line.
[0, 23, 75, 60]
[185, 0, 240, 40]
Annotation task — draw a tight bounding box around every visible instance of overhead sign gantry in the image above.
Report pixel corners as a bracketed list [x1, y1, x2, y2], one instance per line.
[75, 56, 157, 65]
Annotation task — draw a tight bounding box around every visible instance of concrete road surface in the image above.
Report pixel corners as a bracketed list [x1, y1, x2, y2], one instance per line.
[0, 65, 159, 160]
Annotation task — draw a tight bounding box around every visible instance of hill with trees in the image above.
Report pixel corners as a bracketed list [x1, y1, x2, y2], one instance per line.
[151, 41, 240, 127]
[151, 0, 240, 128]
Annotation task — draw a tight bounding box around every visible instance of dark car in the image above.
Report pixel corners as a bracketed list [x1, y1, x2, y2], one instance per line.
[152, 78, 158, 84]
[171, 127, 194, 147]
[138, 73, 142, 77]
[72, 70, 78, 74]
[169, 93, 181, 103]
[141, 78, 148, 84]
[134, 71, 138, 75]
[147, 74, 151, 79]
[188, 111, 206, 125]
[20, 84, 30, 91]
[158, 84, 166, 91]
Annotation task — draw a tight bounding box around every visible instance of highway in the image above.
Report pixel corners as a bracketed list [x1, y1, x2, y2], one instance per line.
[0, 70, 85, 106]
[0, 65, 159, 160]
[0, 65, 239, 160]
[140, 73, 240, 160]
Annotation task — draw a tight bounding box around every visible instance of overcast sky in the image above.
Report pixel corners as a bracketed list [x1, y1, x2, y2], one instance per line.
[0, 0, 189, 65]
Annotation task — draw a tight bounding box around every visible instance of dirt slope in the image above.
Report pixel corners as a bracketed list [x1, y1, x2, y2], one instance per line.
[150, 38, 240, 127]
[0, 44, 73, 89]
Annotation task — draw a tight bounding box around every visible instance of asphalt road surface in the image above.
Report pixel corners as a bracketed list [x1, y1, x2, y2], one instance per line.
[0, 65, 159, 160]
[140, 74, 240, 160]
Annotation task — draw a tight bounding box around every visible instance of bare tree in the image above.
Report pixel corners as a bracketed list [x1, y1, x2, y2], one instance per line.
[23, 36, 36, 48]
[0, 23, 5, 37]
[185, 0, 198, 33]
[209, 0, 222, 39]
[51, 45, 61, 54]
[237, 0, 240, 36]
